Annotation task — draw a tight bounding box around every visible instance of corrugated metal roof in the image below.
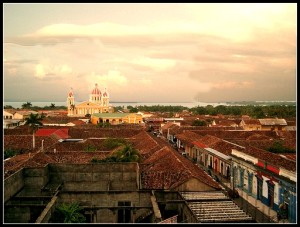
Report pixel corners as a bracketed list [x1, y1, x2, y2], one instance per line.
[258, 118, 287, 126]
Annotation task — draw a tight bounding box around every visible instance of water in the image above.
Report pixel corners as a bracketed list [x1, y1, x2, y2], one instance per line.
[3, 101, 229, 109]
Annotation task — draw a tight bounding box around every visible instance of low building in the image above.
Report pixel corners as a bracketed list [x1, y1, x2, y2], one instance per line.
[91, 113, 143, 125]
[230, 147, 296, 223]
[13, 110, 39, 120]
[258, 118, 287, 131]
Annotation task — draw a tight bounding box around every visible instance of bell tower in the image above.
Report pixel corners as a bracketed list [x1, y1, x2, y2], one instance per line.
[67, 87, 75, 116]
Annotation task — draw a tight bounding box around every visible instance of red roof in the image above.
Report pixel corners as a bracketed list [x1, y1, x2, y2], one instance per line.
[91, 83, 101, 95]
[35, 128, 69, 139]
[192, 141, 207, 148]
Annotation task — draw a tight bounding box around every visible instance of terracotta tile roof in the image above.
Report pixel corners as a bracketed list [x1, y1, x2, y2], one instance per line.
[4, 151, 109, 179]
[234, 146, 296, 172]
[191, 130, 279, 141]
[245, 133, 274, 140]
[71, 120, 86, 125]
[278, 153, 296, 161]
[192, 141, 207, 148]
[129, 131, 160, 158]
[208, 140, 244, 156]
[140, 146, 221, 190]
[197, 135, 223, 147]
[4, 128, 32, 135]
[229, 140, 274, 150]
[242, 119, 260, 125]
[213, 119, 240, 127]
[68, 128, 142, 139]
[175, 131, 203, 145]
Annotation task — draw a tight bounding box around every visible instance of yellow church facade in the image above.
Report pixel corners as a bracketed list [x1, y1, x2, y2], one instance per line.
[67, 84, 114, 117]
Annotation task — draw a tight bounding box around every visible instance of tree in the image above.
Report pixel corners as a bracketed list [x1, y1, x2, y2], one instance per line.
[22, 102, 32, 109]
[191, 119, 207, 126]
[114, 145, 141, 162]
[50, 103, 56, 108]
[25, 113, 44, 149]
[55, 202, 86, 223]
[93, 144, 141, 163]
[4, 105, 13, 109]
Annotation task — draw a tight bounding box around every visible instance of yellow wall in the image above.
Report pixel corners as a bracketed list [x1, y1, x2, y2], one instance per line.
[91, 114, 143, 125]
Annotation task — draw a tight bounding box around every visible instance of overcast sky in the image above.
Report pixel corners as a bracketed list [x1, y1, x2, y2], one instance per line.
[3, 3, 296, 102]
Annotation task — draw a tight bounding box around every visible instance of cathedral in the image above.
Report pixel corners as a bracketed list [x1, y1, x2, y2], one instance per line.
[67, 83, 114, 116]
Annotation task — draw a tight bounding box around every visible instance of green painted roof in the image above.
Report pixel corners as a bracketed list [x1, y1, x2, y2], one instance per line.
[92, 113, 130, 118]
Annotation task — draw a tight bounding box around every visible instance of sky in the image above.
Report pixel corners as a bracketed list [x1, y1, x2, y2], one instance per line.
[3, 3, 297, 103]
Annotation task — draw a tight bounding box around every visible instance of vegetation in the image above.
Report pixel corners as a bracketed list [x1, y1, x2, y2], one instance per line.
[54, 202, 86, 223]
[85, 144, 97, 152]
[190, 105, 296, 118]
[136, 105, 189, 113]
[96, 122, 111, 128]
[102, 138, 128, 150]
[25, 113, 44, 133]
[4, 149, 18, 159]
[4, 148, 29, 159]
[4, 105, 13, 109]
[191, 119, 207, 126]
[267, 140, 295, 153]
[21, 102, 32, 109]
[92, 144, 141, 163]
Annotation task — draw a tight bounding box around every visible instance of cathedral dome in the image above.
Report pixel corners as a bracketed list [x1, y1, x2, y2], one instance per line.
[91, 83, 101, 95]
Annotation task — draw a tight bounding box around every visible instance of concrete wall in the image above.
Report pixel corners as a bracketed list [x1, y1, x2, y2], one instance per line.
[175, 177, 216, 192]
[4, 169, 24, 203]
[59, 191, 152, 223]
[35, 196, 59, 223]
[48, 163, 139, 191]
[4, 207, 31, 223]
[23, 165, 49, 188]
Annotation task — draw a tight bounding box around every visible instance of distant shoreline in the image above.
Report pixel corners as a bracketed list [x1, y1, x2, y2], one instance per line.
[4, 100, 296, 109]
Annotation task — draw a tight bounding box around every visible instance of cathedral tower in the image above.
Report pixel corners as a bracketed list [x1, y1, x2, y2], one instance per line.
[67, 88, 75, 116]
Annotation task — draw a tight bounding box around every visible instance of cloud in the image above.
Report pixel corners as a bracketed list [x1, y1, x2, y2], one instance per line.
[130, 57, 176, 71]
[87, 69, 128, 88]
[35, 64, 46, 79]
[34, 63, 73, 79]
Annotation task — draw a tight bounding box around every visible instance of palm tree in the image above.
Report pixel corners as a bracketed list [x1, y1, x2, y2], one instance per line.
[22, 102, 32, 109]
[25, 113, 44, 149]
[114, 145, 141, 162]
[56, 202, 86, 223]
[50, 103, 55, 108]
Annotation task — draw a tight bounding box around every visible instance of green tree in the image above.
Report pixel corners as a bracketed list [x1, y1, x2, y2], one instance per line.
[4, 105, 13, 109]
[93, 144, 141, 163]
[22, 102, 32, 109]
[85, 144, 97, 152]
[4, 149, 18, 159]
[25, 113, 44, 149]
[267, 140, 295, 153]
[50, 103, 56, 108]
[56, 202, 86, 223]
[102, 138, 127, 150]
[114, 144, 141, 162]
[191, 119, 207, 126]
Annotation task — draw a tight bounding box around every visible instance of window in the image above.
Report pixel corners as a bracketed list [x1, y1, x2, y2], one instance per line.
[118, 201, 131, 223]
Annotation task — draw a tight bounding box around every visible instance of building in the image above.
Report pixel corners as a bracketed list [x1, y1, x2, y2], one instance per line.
[258, 119, 287, 131]
[67, 84, 114, 117]
[230, 147, 296, 223]
[91, 113, 143, 125]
